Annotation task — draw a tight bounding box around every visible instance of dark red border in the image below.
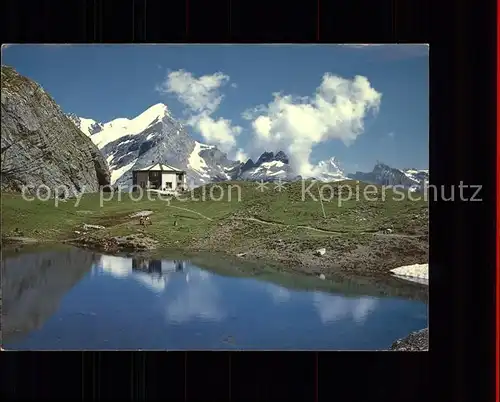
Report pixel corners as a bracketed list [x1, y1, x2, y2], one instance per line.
[497, 0, 500, 399]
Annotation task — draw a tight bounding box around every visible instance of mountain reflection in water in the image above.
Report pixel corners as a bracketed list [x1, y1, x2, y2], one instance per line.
[1, 247, 428, 350]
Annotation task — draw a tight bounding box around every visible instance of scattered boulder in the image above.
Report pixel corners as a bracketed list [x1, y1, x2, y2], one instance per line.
[139, 216, 152, 227]
[113, 234, 158, 251]
[83, 224, 105, 230]
[236, 252, 247, 257]
[319, 273, 326, 280]
[13, 228, 24, 236]
[273, 239, 285, 248]
[72, 233, 158, 252]
[314, 248, 326, 256]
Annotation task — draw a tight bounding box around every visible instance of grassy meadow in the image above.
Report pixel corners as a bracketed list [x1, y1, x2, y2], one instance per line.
[1, 180, 429, 278]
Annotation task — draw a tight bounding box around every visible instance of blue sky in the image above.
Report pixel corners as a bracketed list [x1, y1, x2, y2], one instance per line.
[2, 44, 428, 174]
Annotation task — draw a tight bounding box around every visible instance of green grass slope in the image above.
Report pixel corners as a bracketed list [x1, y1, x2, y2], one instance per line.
[1, 180, 428, 277]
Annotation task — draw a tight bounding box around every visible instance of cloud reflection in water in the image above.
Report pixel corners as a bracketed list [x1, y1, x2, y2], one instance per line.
[313, 293, 379, 324]
[94, 255, 225, 323]
[165, 268, 225, 324]
[95, 255, 382, 328]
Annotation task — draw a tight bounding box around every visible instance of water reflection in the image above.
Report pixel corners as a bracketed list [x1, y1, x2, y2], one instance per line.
[95, 256, 383, 330]
[1, 246, 97, 343]
[165, 267, 225, 324]
[2, 248, 428, 350]
[313, 293, 379, 324]
[93, 256, 187, 293]
[92, 255, 224, 322]
[265, 283, 292, 304]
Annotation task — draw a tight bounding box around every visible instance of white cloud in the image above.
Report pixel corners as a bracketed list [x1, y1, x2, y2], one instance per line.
[193, 115, 241, 154]
[157, 70, 242, 156]
[243, 73, 382, 177]
[158, 69, 229, 114]
[241, 104, 269, 121]
[235, 148, 249, 163]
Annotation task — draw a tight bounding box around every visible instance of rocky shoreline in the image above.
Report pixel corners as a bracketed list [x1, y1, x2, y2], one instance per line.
[67, 233, 158, 253]
[5, 228, 429, 283]
[2, 237, 429, 347]
[390, 328, 428, 351]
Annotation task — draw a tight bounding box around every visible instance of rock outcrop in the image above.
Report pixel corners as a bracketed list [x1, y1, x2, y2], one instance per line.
[390, 328, 428, 351]
[1, 66, 110, 196]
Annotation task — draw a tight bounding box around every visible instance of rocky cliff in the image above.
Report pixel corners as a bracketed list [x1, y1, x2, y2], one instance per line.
[1, 66, 110, 196]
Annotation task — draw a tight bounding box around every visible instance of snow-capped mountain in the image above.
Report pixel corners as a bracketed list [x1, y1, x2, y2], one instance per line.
[310, 157, 347, 182]
[66, 103, 350, 187]
[348, 162, 428, 191]
[67, 114, 104, 136]
[67, 104, 242, 187]
[228, 152, 347, 183]
[234, 151, 294, 182]
[402, 168, 429, 185]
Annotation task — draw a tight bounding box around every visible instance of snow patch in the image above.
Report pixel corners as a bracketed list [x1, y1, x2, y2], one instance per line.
[110, 160, 136, 185]
[390, 263, 428, 285]
[91, 103, 169, 149]
[78, 117, 99, 136]
[254, 161, 283, 173]
[261, 160, 285, 169]
[188, 141, 211, 177]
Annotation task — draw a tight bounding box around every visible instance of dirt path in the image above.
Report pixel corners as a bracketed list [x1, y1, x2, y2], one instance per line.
[232, 217, 346, 234]
[232, 216, 421, 238]
[164, 205, 213, 221]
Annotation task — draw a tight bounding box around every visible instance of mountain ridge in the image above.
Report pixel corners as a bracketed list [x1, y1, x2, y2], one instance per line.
[348, 162, 428, 191]
[67, 105, 426, 189]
